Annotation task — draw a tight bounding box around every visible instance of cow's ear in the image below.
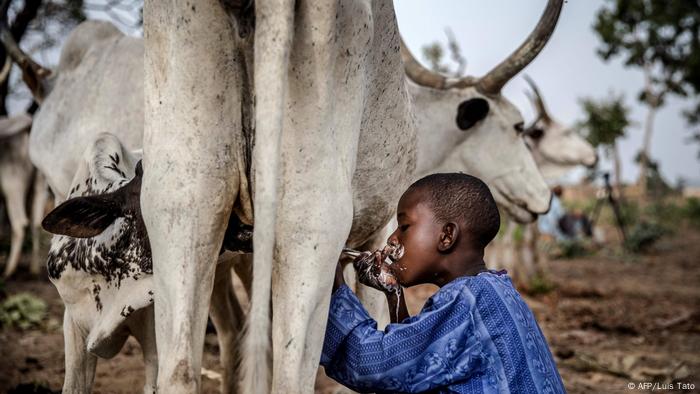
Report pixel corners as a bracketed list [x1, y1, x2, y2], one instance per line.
[42, 195, 123, 238]
[456, 98, 490, 131]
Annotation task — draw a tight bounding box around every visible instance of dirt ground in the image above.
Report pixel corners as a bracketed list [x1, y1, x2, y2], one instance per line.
[0, 229, 698, 393]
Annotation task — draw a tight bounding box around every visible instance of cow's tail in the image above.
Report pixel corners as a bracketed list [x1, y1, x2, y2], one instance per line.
[241, 1, 295, 393]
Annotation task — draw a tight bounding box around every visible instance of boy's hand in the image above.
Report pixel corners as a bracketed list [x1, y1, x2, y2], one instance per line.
[353, 250, 400, 293]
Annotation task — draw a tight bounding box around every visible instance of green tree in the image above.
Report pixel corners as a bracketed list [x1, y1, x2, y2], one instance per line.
[593, 0, 700, 190]
[578, 95, 631, 188]
[420, 27, 466, 78]
[0, 0, 143, 114]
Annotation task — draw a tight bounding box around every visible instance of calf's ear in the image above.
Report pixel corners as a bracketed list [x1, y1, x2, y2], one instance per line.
[42, 195, 123, 238]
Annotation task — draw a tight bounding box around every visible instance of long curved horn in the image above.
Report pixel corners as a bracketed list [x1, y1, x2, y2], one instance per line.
[477, 0, 563, 95]
[524, 74, 550, 122]
[400, 37, 476, 90]
[0, 1, 52, 103]
[0, 55, 10, 84]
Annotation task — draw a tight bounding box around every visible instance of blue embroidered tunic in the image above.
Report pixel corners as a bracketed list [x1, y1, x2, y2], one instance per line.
[321, 271, 566, 393]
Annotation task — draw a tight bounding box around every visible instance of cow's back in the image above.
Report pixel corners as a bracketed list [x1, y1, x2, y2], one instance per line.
[30, 21, 144, 201]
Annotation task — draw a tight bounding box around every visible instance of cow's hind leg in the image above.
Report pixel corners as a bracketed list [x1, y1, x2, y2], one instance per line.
[1, 174, 29, 278]
[210, 257, 245, 394]
[62, 311, 98, 394]
[271, 180, 354, 392]
[131, 306, 158, 394]
[143, 1, 242, 392]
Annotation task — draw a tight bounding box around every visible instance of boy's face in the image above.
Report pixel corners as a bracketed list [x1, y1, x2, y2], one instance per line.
[387, 187, 444, 287]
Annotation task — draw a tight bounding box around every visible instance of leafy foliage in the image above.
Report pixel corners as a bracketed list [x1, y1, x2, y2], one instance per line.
[557, 239, 590, 259]
[624, 220, 666, 253]
[578, 95, 631, 148]
[0, 292, 47, 329]
[593, 0, 700, 154]
[420, 28, 467, 78]
[682, 197, 700, 229]
[527, 274, 556, 296]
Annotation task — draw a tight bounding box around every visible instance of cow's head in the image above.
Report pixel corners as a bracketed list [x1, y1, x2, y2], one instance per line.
[522, 75, 597, 177]
[403, 0, 563, 223]
[42, 133, 149, 281]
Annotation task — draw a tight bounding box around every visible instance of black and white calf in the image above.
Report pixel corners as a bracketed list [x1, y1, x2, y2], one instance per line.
[42, 133, 252, 393]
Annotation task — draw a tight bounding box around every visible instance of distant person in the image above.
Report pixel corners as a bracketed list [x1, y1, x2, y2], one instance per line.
[539, 185, 567, 240]
[321, 173, 565, 393]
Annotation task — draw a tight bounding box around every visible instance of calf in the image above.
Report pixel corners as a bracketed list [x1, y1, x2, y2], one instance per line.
[42, 133, 252, 393]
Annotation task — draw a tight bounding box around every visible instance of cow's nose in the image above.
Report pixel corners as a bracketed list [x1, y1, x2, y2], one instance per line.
[588, 152, 599, 168]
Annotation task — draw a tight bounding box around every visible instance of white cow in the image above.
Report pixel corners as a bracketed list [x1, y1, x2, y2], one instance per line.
[491, 76, 598, 288]
[522, 75, 597, 175]
[401, 0, 564, 223]
[0, 113, 48, 277]
[143, 1, 418, 392]
[351, 0, 563, 329]
[142, 1, 571, 391]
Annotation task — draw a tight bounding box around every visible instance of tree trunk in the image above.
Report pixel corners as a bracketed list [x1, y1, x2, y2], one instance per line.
[0, 0, 43, 115]
[638, 104, 657, 194]
[637, 63, 662, 196]
[612, 142, 622, 188]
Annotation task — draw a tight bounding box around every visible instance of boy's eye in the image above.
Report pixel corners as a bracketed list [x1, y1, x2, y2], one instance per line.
[400, 224, 409, 231]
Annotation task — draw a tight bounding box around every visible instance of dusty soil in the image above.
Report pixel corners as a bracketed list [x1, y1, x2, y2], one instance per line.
[1, 230, 698, 393]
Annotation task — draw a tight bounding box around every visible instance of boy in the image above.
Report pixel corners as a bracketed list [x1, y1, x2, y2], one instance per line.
[321, 173, 565, 393]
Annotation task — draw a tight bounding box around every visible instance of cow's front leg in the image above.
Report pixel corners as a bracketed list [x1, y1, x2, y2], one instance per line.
[62, 311, 97, 394]
[29, 171, 49, 275]
[210, 257, 245, 394]
[272, 181, 354, 392]
[143, 1, 241, 392]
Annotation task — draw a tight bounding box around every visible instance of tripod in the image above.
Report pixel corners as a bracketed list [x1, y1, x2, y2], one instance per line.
[589, 172, 627, 243]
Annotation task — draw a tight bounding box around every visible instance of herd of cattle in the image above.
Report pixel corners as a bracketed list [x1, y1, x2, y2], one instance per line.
[0, 0, 598, 393]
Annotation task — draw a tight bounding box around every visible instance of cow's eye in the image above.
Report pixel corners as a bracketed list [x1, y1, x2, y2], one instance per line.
[514, 122, 525, 133]
[529, 128, 545, 140]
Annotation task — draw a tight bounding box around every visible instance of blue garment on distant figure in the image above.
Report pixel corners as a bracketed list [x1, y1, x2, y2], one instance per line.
[321, 271, 566, 393]
[538, 194, 566, 241]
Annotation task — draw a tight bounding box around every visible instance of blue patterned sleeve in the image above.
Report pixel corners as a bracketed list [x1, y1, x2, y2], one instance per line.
[321, 284, 486, 393]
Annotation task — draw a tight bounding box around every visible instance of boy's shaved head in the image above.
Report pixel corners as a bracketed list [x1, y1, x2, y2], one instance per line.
[408, 173, 500, 248]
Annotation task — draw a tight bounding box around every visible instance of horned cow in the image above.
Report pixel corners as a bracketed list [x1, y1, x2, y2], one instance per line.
[489, 76, 598, 288]
[142, 1, 417, 392]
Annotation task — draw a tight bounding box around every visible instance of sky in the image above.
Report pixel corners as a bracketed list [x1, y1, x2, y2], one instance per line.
[397, 0, 700, 186]
[8, 1, 698, 185]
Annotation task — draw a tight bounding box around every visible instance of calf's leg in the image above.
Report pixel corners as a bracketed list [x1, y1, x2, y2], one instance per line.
[62, 311, 98, 394]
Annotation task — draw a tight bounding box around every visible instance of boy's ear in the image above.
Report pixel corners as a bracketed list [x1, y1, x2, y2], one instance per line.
[438, 222, 459, 252]
[42, 194, 124, 238]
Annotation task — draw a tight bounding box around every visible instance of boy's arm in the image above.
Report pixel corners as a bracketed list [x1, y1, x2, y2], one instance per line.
[321, 284, 478, 393]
